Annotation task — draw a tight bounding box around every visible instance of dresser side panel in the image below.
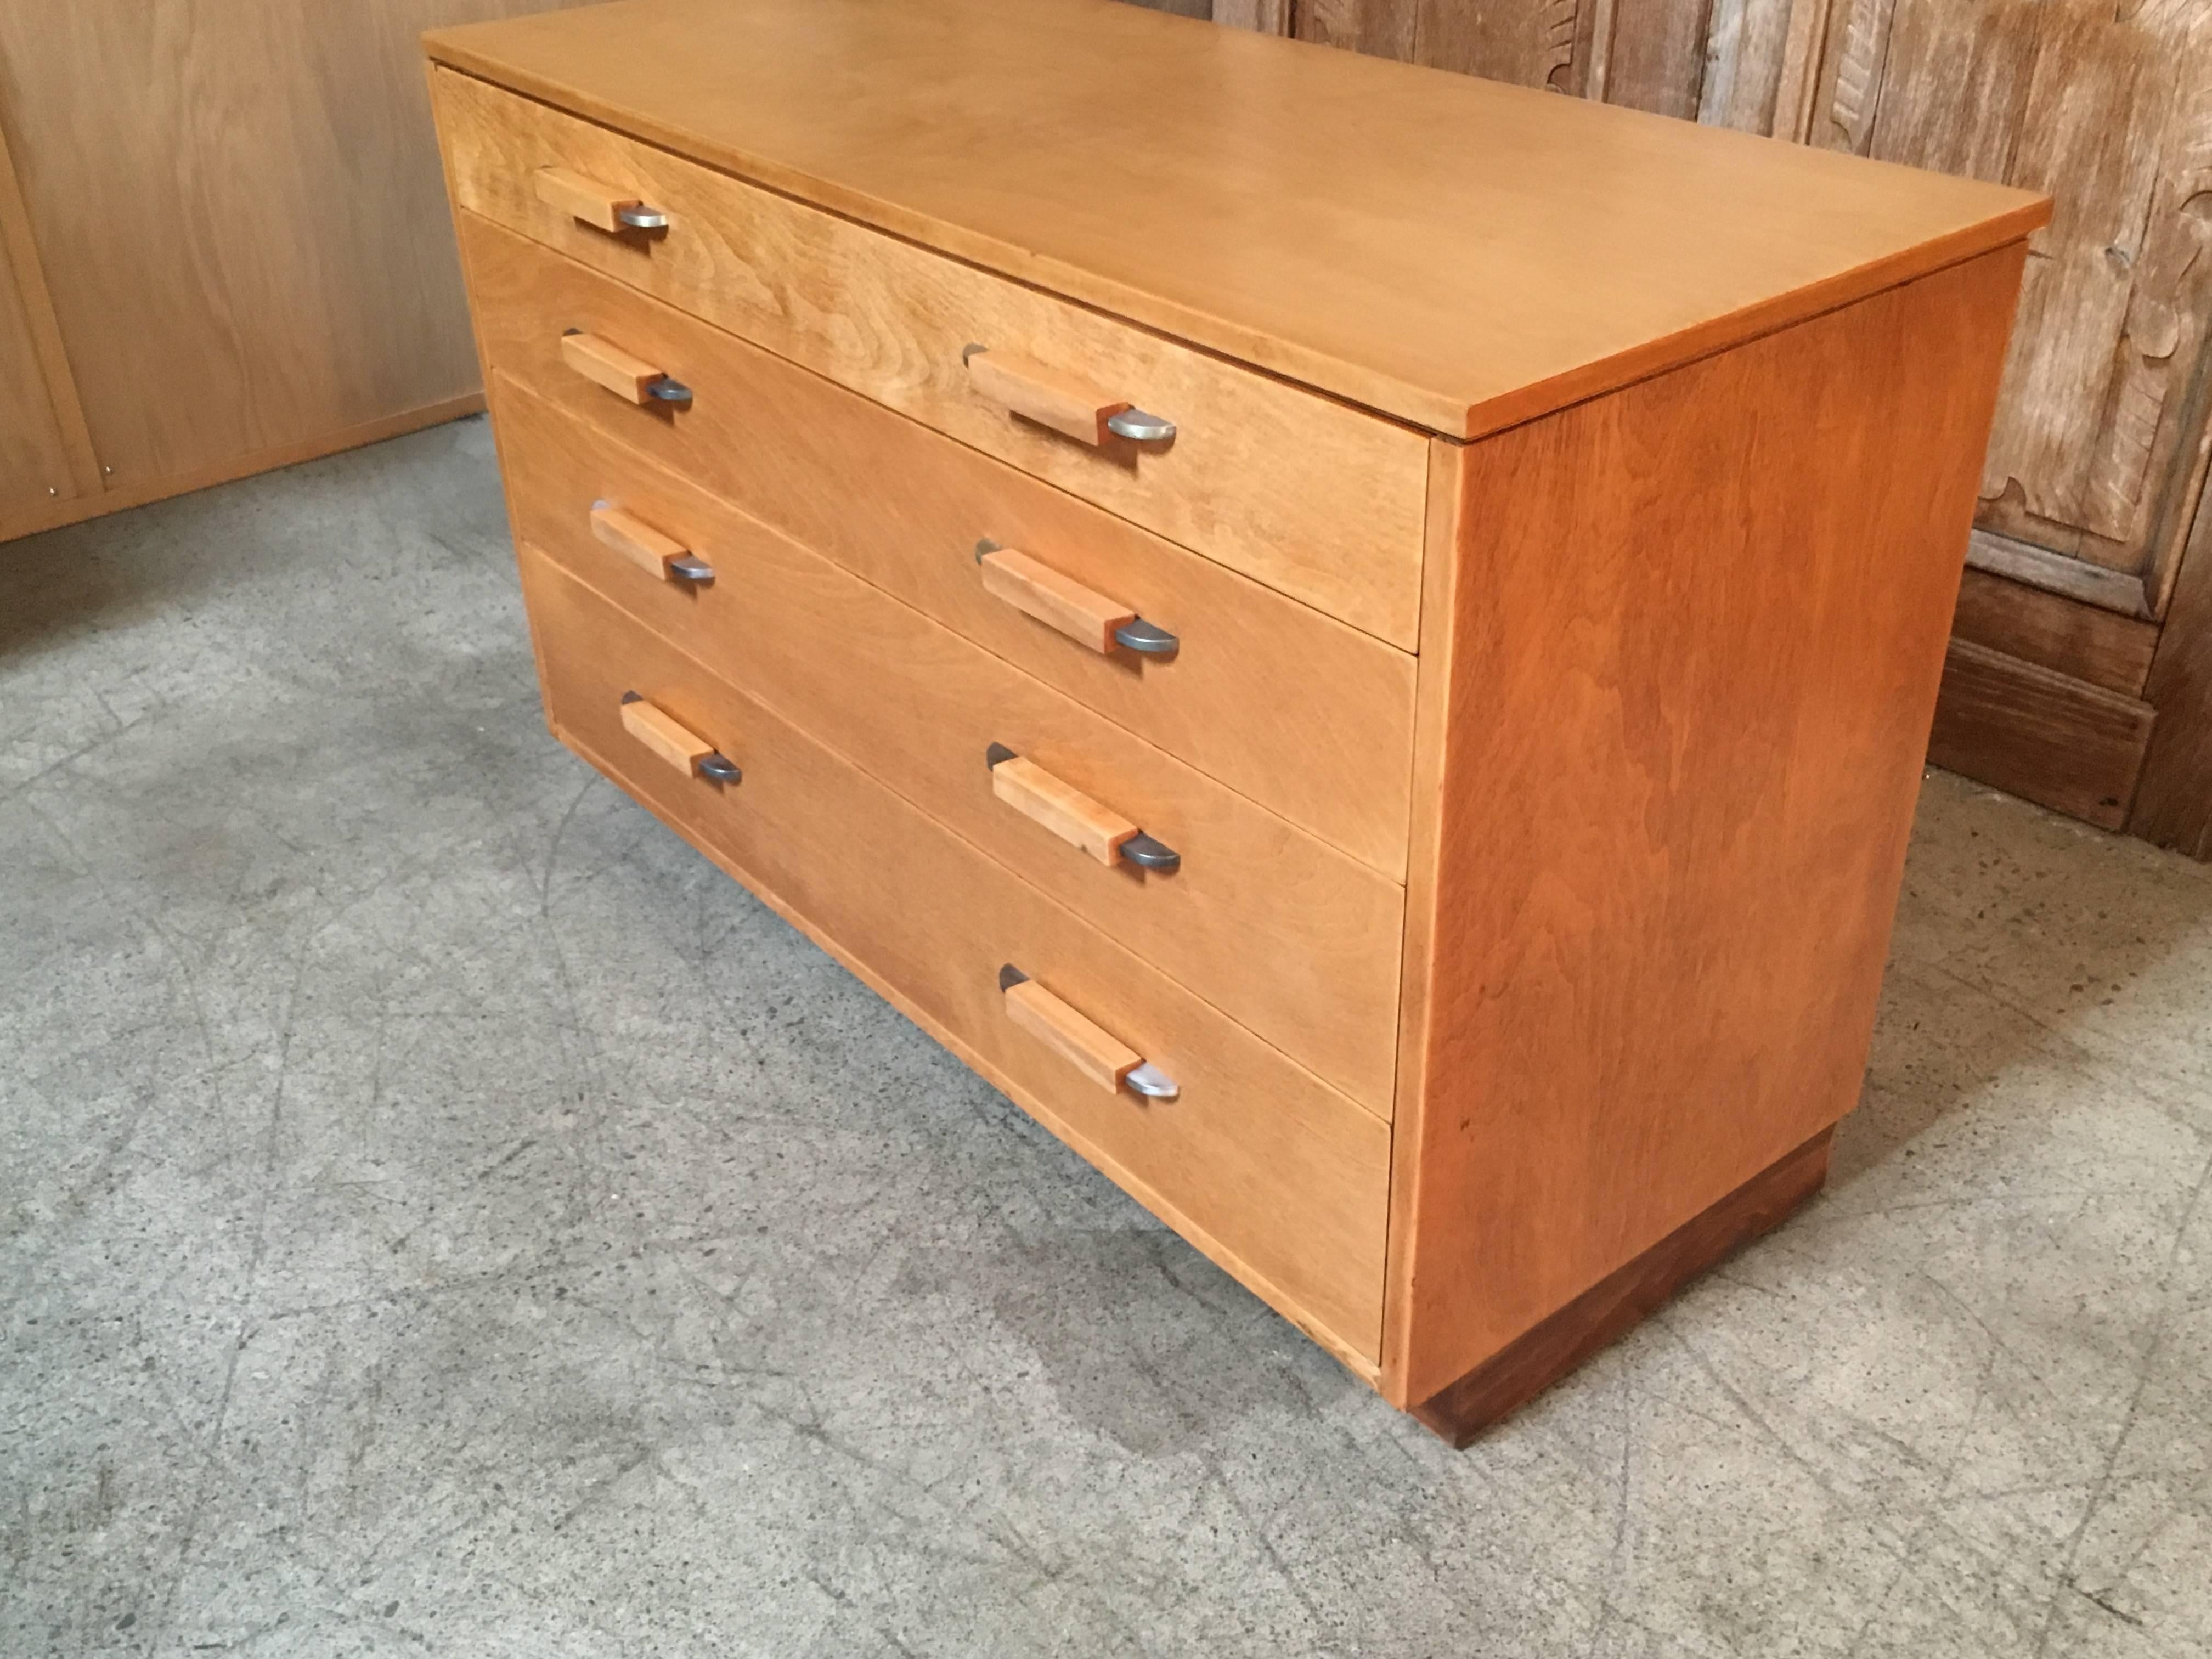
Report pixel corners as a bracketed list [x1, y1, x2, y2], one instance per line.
[1391, 245, 2029, 1407]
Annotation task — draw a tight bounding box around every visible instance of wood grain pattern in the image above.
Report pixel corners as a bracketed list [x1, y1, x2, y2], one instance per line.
[424, 0, 2045, 440]
[1949, 567, 2160, 698]
[1380, 435, 1469, 1396]
[2132, 511, 2212, 860]
[459, 215, 1417, 878]
[0, 212, 75, 514]
[0, 393, 483, 549]
[1212, 0, 1290, 32]
[978, 547, 1137, 655]
[492, 372, 1407, 1113]
[1928, 639, 2155, 832]
[1003, 978, 1143, 1092]
[0, 122, 96, 508]
[1384, 250, 2023, 1407]
[1411, 0, 1586, 91]
[1957, 2, 2204, 596]
[1808, 0, 2212, 619]
[437, 71, 1430, 645]
[964, 349, 1128, 447]
[1412, 1128, 1832, 1444]
[520, 541, 1391, 1364]
[1296, 0, 1418, 61]
[618, 694, 715, 774]
[1603, 0, 1714, 119]
[0, 0, 585, 494]
[1967, 528, 2154, 620]
[990, 755, 1140, 866]
[1699, 0, 1825, 134]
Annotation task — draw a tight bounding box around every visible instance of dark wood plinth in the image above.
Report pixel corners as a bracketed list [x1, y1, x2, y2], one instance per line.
[1412, 1127, 1835, 1447]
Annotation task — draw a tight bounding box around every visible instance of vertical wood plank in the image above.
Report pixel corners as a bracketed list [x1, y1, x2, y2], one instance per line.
[1770, 0, 1836, 142]
[1602, 0, 1714, 119]
[1699, 0, 1816, 134]
[0, 123, 99, 502]
[1416, 0, 1581, 88]
[1296, 0, 1418, 61]
[1810, 0, 1897, 155]
[2132, 506, 2212, 860]
[1958, 5, 2172, 562]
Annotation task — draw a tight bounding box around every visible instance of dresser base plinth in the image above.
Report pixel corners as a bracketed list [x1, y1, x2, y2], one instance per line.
[1411, 1127, 1835, 1447]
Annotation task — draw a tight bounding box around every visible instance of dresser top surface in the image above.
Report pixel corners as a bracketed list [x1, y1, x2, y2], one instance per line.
[425, 0, 2047, 438]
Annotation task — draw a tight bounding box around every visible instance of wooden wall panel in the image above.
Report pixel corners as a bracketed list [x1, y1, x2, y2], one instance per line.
[1699, 0, 1816, 133]
[1282, 0, 2212, 851]
[1410, 0, 1581, 87]
[0, 1, 585, 497]
[1296, 0, 1418, 60]
[1950, 567, 2160, 698]
[1213, 0, 1291, 28]
[0, 119, 93, 515]
[1809, 0, 2212, 617]
[1604, 0, 1714, 117]
[1927, 640, 2157, 831]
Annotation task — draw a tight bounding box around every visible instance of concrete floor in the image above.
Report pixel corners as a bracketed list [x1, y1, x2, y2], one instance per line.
[3, 416, 2209, 1658]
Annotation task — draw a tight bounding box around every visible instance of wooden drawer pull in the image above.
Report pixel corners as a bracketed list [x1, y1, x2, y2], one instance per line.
[560, 330, 693, 408]
[985, 745, 1179, 870]
[962, 345, 1175, 446]
[618, 692, 741, 782]
[534, 166, 669, 233]
[974, 541, 1178, 657]
[591, 501, 713, 582]
[998, 966, 1179, 1099]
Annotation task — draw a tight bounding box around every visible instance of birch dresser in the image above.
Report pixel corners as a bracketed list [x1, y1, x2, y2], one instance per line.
[425, 0, 2047, 1442]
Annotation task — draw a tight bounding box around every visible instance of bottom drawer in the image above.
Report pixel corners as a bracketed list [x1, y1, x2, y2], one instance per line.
[517, 543, 1389, 1367]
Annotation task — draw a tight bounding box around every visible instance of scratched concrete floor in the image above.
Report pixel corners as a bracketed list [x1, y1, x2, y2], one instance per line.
[3, 416, 2209, 1658]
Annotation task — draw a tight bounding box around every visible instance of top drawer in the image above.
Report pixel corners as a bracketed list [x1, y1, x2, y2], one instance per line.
[432, 67, 1431, 650]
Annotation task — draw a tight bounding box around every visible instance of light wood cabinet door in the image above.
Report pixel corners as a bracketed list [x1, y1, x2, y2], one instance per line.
[1805, 0, 2212, 624]
[0, 0, 586, 499]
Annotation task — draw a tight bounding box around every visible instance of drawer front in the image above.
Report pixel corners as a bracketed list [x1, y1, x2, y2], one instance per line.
[517, 543, 1389, 1365]
[496, 376, 1404, 1114]
[436, 67, 1430, 648]
[462, 212, 1416, 882]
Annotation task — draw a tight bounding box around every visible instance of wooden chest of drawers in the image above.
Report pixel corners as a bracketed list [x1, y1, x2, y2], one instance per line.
[426, 0, 2046, 1440]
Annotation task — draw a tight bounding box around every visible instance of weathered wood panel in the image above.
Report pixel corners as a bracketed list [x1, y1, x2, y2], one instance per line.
[1298, 0, 1418, 59]
[2132, 508, 2212, 859]
[1927, 639, 2156, 830]
[1951, 568, 2162, 698]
